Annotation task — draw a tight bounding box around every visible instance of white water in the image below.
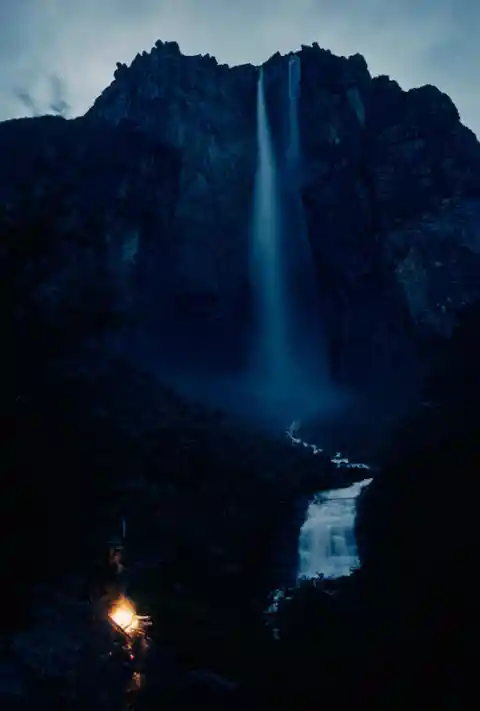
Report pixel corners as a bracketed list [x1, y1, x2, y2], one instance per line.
[266, 474, 371, 636]
[265, 431, 372, 635]
[297, 478, 373, 579]
[286, 420, 371, 470]
[285, 421, 373, 579]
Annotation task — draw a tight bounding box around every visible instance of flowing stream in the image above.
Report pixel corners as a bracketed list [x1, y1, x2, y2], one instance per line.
[286, 421, 372, 579]
[297, 478, 373, 579]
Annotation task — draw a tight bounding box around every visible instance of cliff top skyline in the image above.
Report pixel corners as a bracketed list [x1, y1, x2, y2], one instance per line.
[1, 0, 478, 138]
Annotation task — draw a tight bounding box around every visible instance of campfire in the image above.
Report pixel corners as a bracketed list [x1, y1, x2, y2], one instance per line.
[107, 595, 151, 686]
[108, 596, 148, 637]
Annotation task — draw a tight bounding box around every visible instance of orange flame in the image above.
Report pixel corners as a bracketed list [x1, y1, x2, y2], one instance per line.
[108, 596, 138, 635]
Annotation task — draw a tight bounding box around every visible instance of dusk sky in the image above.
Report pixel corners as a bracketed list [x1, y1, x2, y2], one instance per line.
[1, 0, 478, 137]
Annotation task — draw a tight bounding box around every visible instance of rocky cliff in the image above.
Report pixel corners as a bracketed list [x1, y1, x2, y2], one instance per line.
[0, 113, 179, 397]
[87, 40, 480, 391]
[254, 46, 480, 394]
[2, 39, 479, 393]
[2, 38, 479, 711]
[88, 41, 258, 369]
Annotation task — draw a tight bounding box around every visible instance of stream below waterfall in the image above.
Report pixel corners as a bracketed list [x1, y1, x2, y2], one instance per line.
[286, 421, 373, 579]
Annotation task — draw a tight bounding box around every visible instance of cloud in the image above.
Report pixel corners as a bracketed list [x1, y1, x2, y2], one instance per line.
[0, 0, 478, 136]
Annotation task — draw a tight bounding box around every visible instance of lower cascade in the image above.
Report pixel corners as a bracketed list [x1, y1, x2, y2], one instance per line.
[298, 478, 373, 579]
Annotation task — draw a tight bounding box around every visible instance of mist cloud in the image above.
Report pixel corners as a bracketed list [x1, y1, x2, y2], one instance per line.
[0, 0, 478, 136]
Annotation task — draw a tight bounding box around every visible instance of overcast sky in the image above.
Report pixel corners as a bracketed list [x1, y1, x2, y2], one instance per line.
[0, 0, 478, 136]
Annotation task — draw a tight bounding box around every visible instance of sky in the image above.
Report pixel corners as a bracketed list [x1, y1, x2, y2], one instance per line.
[0, 0, 478, 137]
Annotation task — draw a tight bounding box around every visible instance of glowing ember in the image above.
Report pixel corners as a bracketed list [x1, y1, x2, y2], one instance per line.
[109, 597, 138, 634]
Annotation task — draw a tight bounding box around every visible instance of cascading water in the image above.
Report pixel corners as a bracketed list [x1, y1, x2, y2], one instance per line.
[250, 59, 338, 423]
[251, 67, 292, 390]
[283, 54, 327, 366]
[176, 58, 345, 429]
[298, 478, 373, 579]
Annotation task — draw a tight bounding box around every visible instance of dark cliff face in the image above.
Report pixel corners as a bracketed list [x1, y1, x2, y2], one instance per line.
[88, 41, 258, 370]
[86, 40, 480, 395]
[2, 40, 480, 398]
[0, 113, 180, 393]
[355, 299, 480, 574]
[348, 301, 480, 708]
[274, 44, 480, 392]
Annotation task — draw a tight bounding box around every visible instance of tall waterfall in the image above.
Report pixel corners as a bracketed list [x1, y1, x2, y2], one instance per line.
[251, 67, 292, 390]
[298, 478, 373, 579]
[284, 54, 327, 363]
[250, 58, 338, 425]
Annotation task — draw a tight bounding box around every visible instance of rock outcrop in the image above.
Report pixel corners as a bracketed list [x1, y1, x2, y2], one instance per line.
[89, 41, 258, 369]
[0, 113, 180, 395]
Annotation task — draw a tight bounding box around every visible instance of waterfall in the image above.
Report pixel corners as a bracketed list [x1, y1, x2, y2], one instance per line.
[251, 67, 291, 389]
[298, 478, 373, 579]
[249, 60, 340, 424]
[283, 55, 326, 362]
